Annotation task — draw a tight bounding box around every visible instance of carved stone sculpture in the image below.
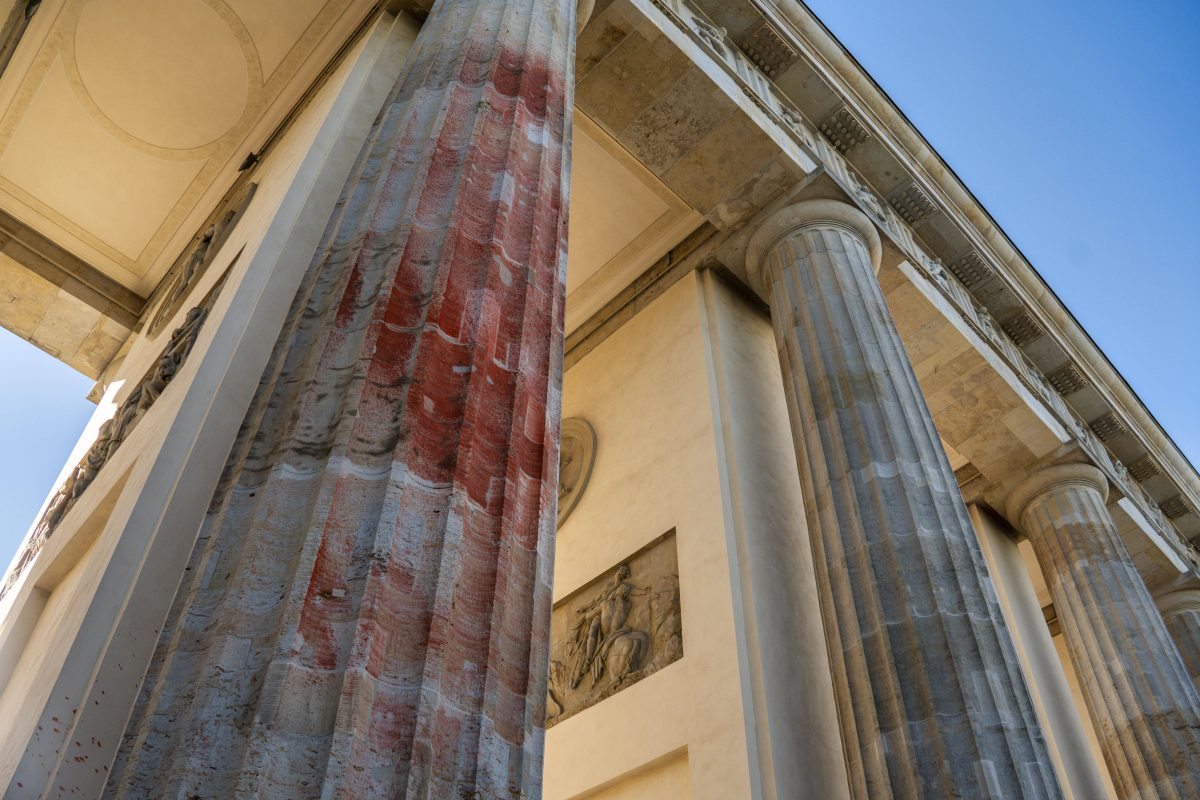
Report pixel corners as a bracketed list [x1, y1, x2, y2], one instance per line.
[1, 294, 217, 600]
[547, 531, 682, 724]
[567, 563, 649, 688]
[145, 183, 255, 335]
[557, 417, 596, 526]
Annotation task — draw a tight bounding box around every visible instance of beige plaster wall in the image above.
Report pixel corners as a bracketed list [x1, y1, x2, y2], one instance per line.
[694, 270, 849, 800]
[546, 269, 847, 799]
[971, 504, 1114, 799]
[577, 749, 691, 799]
[548, 272, 753, 800]
[0, 13, 419, 796]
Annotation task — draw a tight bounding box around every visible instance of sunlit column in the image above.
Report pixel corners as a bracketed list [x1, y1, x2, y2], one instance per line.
[105, 1, 578, 797]
[1009, 463, 1200, 798]
[746, 199, 1061, 799]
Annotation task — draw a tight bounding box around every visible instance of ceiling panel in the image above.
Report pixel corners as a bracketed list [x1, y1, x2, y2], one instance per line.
[0, 0, 376, 295]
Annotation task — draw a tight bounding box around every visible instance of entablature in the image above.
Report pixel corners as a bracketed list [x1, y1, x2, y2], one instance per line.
[615, 0, 1199, 555]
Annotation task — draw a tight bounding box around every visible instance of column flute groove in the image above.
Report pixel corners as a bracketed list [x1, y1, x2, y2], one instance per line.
[747, 200, 1061, 799]
[104, 1, 577, 797]
[1009, 464, 1200, 799]
[1157, 589, 1200, 692]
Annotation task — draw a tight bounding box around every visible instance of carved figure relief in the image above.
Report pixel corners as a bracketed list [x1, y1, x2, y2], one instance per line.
[1, 281, 223, 600]
[144, 182, 256, 335]
[557, 417, 596, 526]
[547, 531, 682, 725]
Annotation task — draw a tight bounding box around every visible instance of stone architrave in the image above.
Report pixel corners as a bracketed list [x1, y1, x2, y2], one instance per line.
[1157, 589, 1200, 691]
[1009, 464, 1200, 798]
[104, 1, 578, 798]
[745, 199, 1062, 799]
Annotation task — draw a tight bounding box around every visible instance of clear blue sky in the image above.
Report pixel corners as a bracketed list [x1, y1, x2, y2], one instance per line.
[801, 0, 1199, 453]
[0, 0, 1198, 569]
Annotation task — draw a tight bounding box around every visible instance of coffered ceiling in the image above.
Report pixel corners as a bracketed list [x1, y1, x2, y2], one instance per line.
[0, 0, 375, 296]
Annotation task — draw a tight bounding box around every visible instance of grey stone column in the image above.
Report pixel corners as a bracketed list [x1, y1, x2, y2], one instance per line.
[745, 200, 1061, 799]
[1009, 464, 1200, 798]
[1157, 589, 1200, 691]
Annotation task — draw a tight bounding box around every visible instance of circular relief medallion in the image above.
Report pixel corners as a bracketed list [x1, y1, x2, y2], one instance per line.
[557, 417, 597, 527]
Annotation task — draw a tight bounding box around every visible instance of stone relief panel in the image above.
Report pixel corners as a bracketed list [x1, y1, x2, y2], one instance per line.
[547, 531, 682, 725]
[557, 416, 596, 526]
[0, 271, 229, 600]
[143, 181, 256, 335]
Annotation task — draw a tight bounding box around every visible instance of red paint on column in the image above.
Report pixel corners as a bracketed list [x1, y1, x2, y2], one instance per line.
[107, 2, 576, 798]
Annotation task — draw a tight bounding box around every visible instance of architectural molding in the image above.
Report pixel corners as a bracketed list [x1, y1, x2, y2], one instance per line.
[1157, 588, 1200, 617]
[744, 198, 881, 295]
[1007, 462, 1110, 523]
[750, 0, 1200, 540]
[558, 417, 598, 526]
[0, 208, 142, 324]
[636, 0, 1200, 563]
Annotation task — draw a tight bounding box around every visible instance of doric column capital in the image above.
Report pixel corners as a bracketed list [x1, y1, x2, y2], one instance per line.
[1007, 462, 1109, 525]
[1158, 588, 1200, 617]
[744, 198, 882, 296]
[757, 193, 1060, 794]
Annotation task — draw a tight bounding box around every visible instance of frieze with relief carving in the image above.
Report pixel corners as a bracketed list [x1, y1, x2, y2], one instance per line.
[547, 531, 682, 725]
[1, 281, 223, 599]
[143, 182, 256, 335]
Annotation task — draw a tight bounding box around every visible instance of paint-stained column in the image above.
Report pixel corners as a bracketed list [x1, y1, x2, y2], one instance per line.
[1157, 588, 1200, 691]
[105, 1, 577, 797]
[745, 200, 1062, 799]
[1009, 464, 1200, 798]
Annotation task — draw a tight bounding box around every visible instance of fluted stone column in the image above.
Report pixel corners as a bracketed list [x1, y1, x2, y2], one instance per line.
[105, 2, 577, 798]
[1157, 589, 1200, 691]
[745, 200, 1061, 799]
[1009, 464, 1200, 798]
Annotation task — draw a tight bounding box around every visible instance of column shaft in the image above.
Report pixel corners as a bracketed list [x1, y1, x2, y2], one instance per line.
[1158, 590, 1200, 692]
[1011, 465, 1200, 798]
[747, 201, 1061, 799]
[105, 1, 576, 797]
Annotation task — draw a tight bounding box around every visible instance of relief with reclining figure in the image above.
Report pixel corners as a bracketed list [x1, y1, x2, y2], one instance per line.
[547, 530, 682, 725]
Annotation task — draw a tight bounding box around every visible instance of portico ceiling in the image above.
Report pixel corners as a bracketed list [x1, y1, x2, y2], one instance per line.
[0, 0, 376, 297]
[565, 112, 701, 333]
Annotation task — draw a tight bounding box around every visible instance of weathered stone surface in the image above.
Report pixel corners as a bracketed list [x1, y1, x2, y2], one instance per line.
[105, 1, 577, 797]
[1010, 464, 1200, 798]
[746, 199, 1061, 799]
[1158, 589, 1200, 691]
[546, 531, 682, 724]
[556, 417, 597, 526]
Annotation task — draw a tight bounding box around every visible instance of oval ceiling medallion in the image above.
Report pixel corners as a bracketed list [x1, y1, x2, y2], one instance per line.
[558, 417, 597, 527]
[74, 0, 250, 150]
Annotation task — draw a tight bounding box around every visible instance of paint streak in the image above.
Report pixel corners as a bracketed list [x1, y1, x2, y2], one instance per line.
[106, 1, 576, 798]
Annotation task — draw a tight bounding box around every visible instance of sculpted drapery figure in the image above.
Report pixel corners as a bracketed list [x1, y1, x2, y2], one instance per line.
[25, 307, 210, 544]
[568, 563, 649, 689]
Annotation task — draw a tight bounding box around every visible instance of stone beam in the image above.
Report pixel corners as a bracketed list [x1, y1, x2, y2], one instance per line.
[574, 0, 814, 234]
[0, 210, 143, 378]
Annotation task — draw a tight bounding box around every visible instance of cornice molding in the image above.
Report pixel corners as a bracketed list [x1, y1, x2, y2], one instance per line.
[633, 0, 1199, 567]
[756, 0, 1200, 527]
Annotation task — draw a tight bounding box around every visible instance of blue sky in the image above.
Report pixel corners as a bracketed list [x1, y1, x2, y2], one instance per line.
[0, 0, 1198, 569]
[801, 1, 1200, 450]
[0, 328, 95, 570]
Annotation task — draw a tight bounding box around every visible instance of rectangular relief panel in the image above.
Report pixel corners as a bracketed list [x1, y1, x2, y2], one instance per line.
[548, 530, 682, 725]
